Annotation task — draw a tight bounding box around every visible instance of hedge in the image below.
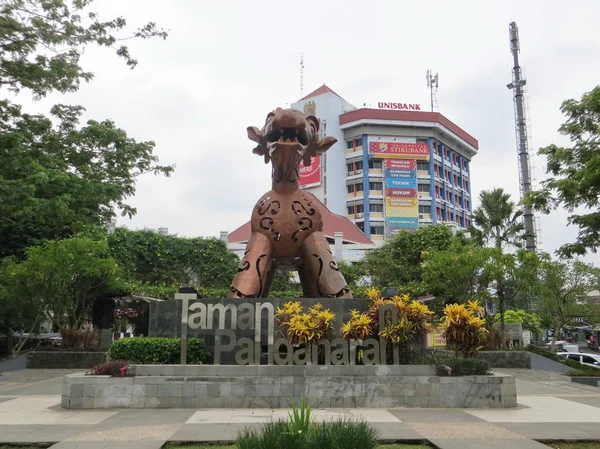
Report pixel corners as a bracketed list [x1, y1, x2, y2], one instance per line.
[108, 337, 210, 364]
[527, 345, 598, 373]
[418, 354, 491, 376]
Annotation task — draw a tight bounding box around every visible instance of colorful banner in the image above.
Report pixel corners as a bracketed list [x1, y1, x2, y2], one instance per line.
[369, 142, 430, 160]
[427, 328, 447, 348]
[385, 159, 416, 170]
[386, 217, 419, 227]
[299, 156, 321, 187]
[386, 178, 417, 189]
[386, 188, 417, 198]
[385, 168, 417, 179]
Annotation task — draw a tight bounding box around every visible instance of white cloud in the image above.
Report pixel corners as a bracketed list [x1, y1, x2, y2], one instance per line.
[9, 0, 600, 264]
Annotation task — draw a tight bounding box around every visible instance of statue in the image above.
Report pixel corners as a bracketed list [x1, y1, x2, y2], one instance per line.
[228, 108, 352, 299]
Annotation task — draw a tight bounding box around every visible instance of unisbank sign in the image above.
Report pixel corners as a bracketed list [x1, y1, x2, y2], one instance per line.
[378, 102, 422, 111]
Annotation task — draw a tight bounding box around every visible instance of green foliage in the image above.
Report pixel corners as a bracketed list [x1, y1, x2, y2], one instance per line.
[527, 345, 599, 373]
[565, 369, 600, 377]
[525, 85, 600, 257]
[423, 354, 491, 376]
[494, 310, 542, 339]
[108, 228, 238, 289]
[108, 337, 210, 365]
[0, 237, 122, 332]
[289, 396, 312, 434]
[86, 361, 129, 376]
[236, 418, 379, 449]
[337, 262, 367, 289]
[469, 188, 530, 249]
[363, 224, 468, 290]
[0, 0, 168, 98]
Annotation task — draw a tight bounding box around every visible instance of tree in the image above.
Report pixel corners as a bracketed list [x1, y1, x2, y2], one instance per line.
[107, 228, 239, 290]
[0, 0, 168, 98]
[526, 85, 600, 257]
[0, 237, 122, 355]
[536, 258, 600, 352]
[363, 224, 469, 291]
[493, 309, 542, 343]
[0, 1, 173, 259]
[469, 188, 529, 249]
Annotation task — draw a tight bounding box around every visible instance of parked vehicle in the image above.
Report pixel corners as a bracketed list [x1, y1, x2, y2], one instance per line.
[557, 352, 600, 369]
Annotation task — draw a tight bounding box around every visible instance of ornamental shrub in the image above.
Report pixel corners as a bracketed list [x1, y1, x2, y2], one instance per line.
[108, 337, 209, 364]
[440, 300, 488, 357]
[420, 354, 491, 376]
[86, 360, 129, 376]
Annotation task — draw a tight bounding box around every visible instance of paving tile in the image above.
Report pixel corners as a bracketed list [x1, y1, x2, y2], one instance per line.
[9, 425, 93, 442]
[0, 397, 16, 404]
[371, 422, 426, 441]
[562, 396, 600, 408]
[389, 409, 486, 422]
[465, 396, 600, 423]
[50, 442, 111, 449]
[407, 422, 526, 440]
[497, 422, 600, 440]
[430, 439, 552, 449]
[97, 409, 195, 427]
[65, 424, 181, 441]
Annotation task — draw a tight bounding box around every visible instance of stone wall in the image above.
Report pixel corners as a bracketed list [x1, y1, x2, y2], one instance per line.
[61, 364, 517, 409]
[27, 351, 106, 369]
[435, 349, 531, 369]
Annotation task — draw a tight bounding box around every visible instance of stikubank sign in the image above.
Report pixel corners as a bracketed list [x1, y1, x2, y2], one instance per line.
[377, 102, 422, 111]
[178, 295, 408, 366]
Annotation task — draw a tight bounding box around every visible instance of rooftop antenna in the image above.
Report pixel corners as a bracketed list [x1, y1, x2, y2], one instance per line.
[507, 21, 537, 253]
[426, 70, 439, 112]
[300, 53, 305, 98]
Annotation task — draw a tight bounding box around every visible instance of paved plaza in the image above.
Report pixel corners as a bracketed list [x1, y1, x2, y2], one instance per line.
[1, 367, 600, 449]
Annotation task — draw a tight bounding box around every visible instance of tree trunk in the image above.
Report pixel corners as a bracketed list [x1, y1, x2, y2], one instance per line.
[550, 322, 560, 353]
[497, 280, 506, 349]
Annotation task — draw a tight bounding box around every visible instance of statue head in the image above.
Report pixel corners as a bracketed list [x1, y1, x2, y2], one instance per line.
[247, 107, 337, 169]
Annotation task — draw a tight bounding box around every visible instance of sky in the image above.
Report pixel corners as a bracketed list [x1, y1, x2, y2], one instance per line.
[14, 0, 600, 264]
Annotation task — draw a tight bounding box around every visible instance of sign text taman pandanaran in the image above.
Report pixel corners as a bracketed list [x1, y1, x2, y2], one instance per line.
[179, 298, 413, 366]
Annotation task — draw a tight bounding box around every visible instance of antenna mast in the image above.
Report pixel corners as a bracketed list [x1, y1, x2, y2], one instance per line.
[300, 53, 304, 98]
[507, 22, 537, 252]
[426, 70, 439, 112]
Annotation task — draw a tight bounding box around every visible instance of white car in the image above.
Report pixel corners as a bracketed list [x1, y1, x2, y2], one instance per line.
[557, 352, 600, 369]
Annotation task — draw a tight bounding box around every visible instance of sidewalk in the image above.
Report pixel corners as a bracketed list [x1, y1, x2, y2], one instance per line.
[1, 368, 599, 449]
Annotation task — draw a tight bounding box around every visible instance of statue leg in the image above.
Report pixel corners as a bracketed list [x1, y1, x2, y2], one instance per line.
[228, 232, 274, 298]
[298, 264, 319, 298]
[300, 231, 352, 299]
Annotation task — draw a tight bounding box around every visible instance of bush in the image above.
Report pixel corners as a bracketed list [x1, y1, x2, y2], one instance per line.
[108, 337, 210, 364]
[527, 345, 598, 373]
[420, 353, 491, 376]
[61, 328, 100, 349]
[566, 369, 600, 377]
[236, 418, 379, 449]
[86, 360, 129, 376]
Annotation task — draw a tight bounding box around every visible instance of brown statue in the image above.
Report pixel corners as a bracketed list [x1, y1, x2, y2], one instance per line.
[228, 108, 352, 299]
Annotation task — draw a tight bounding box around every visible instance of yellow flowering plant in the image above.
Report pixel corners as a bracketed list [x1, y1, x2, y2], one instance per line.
[276, 301, 336, 346]
[341, 310, 373, 340]
[440, 300, 488, 357]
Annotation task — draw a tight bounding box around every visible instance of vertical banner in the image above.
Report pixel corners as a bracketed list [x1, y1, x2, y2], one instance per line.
[383, 158, 419, 236]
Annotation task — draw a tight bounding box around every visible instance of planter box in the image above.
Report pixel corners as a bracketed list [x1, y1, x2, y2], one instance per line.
[435, 349, 531, 369]
[570, 376, 600, 388]
[61, 364, 517, 410]
[27, 351, 107, 369]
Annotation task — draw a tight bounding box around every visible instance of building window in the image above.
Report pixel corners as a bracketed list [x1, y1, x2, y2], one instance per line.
[370, 225, 384, 235]
[370, 203, 383, 213]
[357, 223, 365, 232]
[368, 159, 382, 169]
[419, 205, 432, 214]
[347, 140, 353, 150]
[418, 184, 429, 192]
[465, 181, 469, 191]
[417, 160, 429, 171]
[347, 163, 353, 173]
[356, 204, 364, 213]
[355, 137, 363, 147]
[416, 138, 428, 144]
[356, 183, 364, 192]
[356, 161, 363, 170]
[369, 182, 383, 191]
[347, 206, 354, 215]
[347, 184, 353, 194]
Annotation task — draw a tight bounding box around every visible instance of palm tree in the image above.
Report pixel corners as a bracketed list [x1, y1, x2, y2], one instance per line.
[469, 188, 532, 348]
[469, 188, 530, 249]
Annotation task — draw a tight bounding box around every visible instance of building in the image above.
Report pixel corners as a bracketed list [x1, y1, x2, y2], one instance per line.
[291, 85, 479, 241]
[226, 84, 478, 261]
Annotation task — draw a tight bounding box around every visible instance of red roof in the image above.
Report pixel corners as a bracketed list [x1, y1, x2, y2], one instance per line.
[228, 202, 372, 245]
[299, 84, 345, 102]
[340, 108, 479, 149]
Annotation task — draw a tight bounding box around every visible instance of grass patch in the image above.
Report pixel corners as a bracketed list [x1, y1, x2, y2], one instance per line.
[546, 443, 600, 449]
[163, 445, 431, 449]
[566, 369, 600, 377]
